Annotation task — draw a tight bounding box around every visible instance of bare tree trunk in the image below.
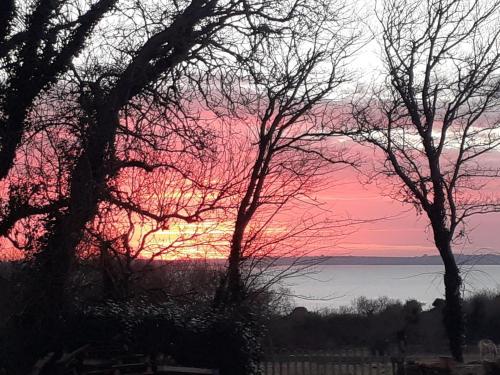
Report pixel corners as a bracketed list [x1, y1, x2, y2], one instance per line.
[442, 252, 464, 362]
[434, 229, 464, 362]
[100, 241, 116, 299]
[214, 226, 245, 307]
[227, 232, 245, 304]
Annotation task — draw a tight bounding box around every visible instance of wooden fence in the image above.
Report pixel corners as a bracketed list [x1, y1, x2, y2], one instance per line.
[261, 350, 403, 375]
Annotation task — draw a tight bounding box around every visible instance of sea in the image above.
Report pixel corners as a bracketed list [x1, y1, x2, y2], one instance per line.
[279, 265, 500, 311]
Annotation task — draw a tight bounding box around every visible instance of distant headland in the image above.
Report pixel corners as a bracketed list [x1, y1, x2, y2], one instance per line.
[271, 253, 500, 266]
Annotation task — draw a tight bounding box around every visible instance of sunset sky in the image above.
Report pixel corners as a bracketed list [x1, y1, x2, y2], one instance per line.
[2, 0, 499, 262]
[138, 157, 500, 259]
[318, 166, 500, 257]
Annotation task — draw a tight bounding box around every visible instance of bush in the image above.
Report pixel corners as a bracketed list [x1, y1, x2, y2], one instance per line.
[78, 299, 265, 375]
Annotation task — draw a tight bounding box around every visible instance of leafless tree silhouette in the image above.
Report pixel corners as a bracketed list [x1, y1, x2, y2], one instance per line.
[349, 0, 500, 361]
[212, 1, 361, 306]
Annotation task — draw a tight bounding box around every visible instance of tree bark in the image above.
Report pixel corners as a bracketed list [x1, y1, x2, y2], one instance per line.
[214, 225, 245, 307]
[442, 251, 464, 362]
[434, 228, 464, 362]
[227, 230, 245, 304]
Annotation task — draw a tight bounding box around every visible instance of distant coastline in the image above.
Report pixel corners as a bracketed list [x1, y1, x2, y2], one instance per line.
[2, 254, 500, 268]
[271, 253, 500, 266]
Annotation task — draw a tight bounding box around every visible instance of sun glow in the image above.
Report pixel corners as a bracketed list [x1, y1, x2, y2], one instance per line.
[129, 219, 233, 260]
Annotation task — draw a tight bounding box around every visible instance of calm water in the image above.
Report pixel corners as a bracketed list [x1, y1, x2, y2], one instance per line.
[280, 265, 500, 311]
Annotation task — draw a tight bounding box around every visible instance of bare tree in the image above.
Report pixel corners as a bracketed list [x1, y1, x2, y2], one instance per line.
[212, 1, 360, 306]
[349, 0, 500, 361]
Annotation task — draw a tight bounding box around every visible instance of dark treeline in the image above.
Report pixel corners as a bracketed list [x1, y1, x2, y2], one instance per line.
[267, 294, 500, 354]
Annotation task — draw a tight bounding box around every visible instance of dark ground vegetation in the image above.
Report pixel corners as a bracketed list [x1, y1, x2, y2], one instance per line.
[266, 294, 500, 355]
[0, 260, 281, 374]
[2, 261, 500, 374]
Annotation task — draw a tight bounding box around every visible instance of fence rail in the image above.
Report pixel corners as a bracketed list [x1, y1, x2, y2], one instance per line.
[261, 351, 403, 375]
